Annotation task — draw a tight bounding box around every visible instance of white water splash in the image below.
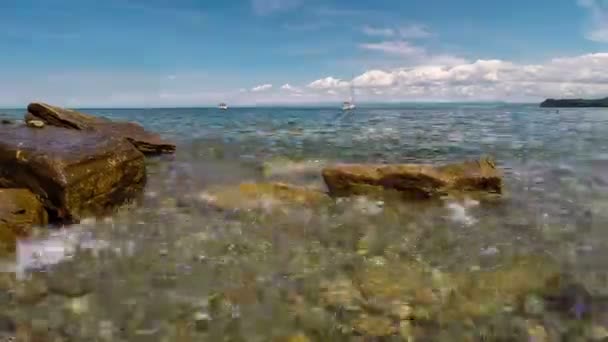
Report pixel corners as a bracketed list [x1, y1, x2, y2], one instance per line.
[12, 228, 110, 280]
[446, 198, 479, 226]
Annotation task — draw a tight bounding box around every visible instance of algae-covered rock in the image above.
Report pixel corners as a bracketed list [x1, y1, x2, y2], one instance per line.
[0, 125, 146, 222]
[319, 277, 363, 310]
[444, 255, 561, 320]
[198, 182, 331, 212]
[322, 157, 502, 200]
[0, 189, 47, 254]
[352, 313, 397, 337]
[355, 260, 430, 309]
[27, 102, 176, 154]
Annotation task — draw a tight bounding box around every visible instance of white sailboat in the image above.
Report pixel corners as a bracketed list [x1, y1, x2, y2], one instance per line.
[218, 102, 228, 110]
[342, 81, 356, 111]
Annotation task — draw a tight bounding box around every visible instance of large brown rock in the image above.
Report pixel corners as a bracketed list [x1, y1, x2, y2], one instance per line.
[0, 125, 146, 222]
[322, 157, 502, 199]
[0, 189, 47, 254]
[27, 102, 176, 155]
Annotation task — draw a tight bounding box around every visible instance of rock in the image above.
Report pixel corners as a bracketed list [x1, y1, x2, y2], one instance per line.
[13, 275, 49, 305]
[25, 120, 45, 128]
[319, 277, 364, 310]
[322, 157, 502, 200]
[352, 314, 397, 337]
[355, 260, 430, 313]
[542, 275, 592, 319]
[1, 119, 13, 125]
[446, 255, 560, 319]
[27, 103, 176, 155]
[198, 182, 331, 212]
[46, 261, 95, 297]
[0, 189, 47, 254]
[0, 125, 146, 222]
[24, 112, 36, 123]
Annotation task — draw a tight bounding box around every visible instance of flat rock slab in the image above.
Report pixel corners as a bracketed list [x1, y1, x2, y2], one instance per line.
[27, 103, 176, 155]
[0, 125, 146, 222]
[0, 189, 47, 254]
[322, 157, 502, 199]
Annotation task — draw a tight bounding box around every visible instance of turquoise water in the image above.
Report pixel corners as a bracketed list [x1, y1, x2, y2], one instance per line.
[2, 104, 608, 340]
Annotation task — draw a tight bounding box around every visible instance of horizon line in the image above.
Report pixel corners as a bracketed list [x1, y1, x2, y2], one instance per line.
[0, 100, 540, 110]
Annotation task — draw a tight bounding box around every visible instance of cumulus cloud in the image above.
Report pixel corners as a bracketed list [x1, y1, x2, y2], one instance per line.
[307, 77, 350, 90]
[251, 84, 273, 92]
[309, 53, 608, 101]
[579, 0, 608, 42]
[280, 83, 302, 93]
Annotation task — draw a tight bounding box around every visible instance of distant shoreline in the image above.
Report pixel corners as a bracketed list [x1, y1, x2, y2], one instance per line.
[540, 97, 608, 108]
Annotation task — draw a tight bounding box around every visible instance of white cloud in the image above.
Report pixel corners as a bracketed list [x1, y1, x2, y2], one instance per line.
[281, 83, 302, 92]
[251, 84, 273, 92]
[360, 40, 425, 57]
[353, 70, 396, 88]
[579, 0, 608, 42]
[362, 25, 395, 37]
[251, 0, 301, 15]
[308, 53, 608, 101]
[307, 77, 350, 90]
[398, 24, 432, 39]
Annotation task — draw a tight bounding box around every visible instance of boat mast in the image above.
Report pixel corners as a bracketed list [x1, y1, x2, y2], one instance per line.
[349, 74, 355, 103]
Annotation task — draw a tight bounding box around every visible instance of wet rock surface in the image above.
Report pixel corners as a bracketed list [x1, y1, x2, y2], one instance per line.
[27, 103, 176, 155]
[322, 157, 502, 199]
[0, 189, 47, 254]
[0, 125, 146, 222]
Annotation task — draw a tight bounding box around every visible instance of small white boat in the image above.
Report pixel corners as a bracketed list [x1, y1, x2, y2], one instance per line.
[218, 103, 228, 110]
[342, 101, 356, 111]
[342, 82, 356, 111]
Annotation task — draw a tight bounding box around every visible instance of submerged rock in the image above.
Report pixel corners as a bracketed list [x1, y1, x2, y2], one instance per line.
[445, 255, 561, 320]
[198, 182, 331, 211]
[261, 157, 327, 179]
[322, 157, 502, 200]
[27, 102, 176, 154]
[0, 125, 146, 223]
[0, 189, 47, 254]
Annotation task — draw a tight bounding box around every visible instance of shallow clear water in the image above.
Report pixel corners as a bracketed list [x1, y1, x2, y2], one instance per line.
[2, 104, 608, 340]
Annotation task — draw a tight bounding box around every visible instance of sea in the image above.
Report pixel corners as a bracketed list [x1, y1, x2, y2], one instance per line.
[2, 103, 608, 340]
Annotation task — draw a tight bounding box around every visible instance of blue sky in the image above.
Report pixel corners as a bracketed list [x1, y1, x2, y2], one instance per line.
[1, 0, 607, 106]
